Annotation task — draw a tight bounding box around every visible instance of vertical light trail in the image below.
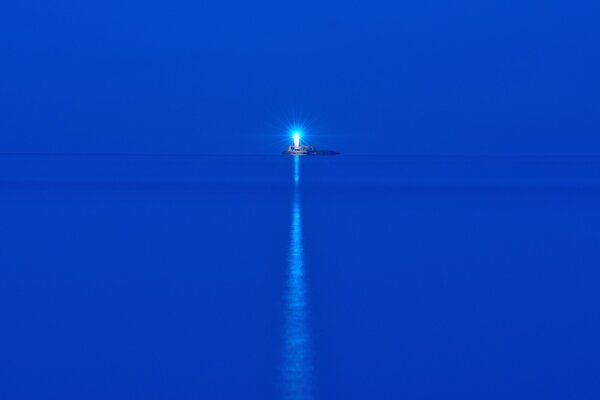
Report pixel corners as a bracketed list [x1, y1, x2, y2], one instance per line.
[294, 155, 300, 184]
[283, 156, 313, 400]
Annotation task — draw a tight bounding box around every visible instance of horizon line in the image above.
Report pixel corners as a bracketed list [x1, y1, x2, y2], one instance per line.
[1, 152, 600, 158]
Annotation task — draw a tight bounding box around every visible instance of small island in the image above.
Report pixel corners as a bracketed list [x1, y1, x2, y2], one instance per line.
[282, 132, 340, 156]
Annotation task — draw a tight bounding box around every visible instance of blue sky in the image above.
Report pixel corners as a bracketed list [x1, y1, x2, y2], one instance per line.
[1, 0, 599, 154]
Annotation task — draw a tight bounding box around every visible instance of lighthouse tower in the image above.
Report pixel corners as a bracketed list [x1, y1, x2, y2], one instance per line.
[293, 132, 301, 149]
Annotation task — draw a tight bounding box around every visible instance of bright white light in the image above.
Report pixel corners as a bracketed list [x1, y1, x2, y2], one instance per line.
[293, 132, 301, 148]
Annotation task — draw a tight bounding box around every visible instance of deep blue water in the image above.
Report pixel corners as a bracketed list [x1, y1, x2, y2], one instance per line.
[1, 155, 599, 399]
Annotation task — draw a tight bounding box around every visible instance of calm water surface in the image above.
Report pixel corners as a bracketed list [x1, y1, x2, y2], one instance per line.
[1, 155, 599, 399]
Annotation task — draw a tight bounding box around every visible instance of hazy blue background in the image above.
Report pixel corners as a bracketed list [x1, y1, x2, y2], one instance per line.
[1, 0, 599, 155]
[2, 1, 600, 399]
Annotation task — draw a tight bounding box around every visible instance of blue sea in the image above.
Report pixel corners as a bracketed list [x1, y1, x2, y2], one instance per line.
[1, 155, 599, 399]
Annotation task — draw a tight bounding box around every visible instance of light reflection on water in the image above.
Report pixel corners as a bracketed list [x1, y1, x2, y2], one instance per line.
[283, 156, 313, 400]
